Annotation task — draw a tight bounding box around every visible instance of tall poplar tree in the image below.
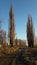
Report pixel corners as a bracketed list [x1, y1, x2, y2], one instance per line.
[27, 16, 34, 47]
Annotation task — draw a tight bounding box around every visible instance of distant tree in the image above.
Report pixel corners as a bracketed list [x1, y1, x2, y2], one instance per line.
[27, 16, 34, 48]
[15, 38, 17, 46]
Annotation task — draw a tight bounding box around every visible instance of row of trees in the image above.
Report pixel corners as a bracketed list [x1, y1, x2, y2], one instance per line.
[9, 5, 34, 48]
[27, 15, 34, 48]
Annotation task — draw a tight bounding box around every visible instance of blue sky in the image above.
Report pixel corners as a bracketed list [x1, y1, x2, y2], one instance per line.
[0, 0, 37, 40]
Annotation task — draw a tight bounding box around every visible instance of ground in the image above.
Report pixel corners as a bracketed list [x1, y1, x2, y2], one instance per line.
[0, 46, 37, 65]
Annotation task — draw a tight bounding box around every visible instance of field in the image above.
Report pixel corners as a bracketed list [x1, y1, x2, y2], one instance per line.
[0, 46, 37, 65]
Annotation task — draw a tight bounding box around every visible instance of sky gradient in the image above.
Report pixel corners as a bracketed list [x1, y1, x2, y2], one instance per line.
[0, 0, 37, 40]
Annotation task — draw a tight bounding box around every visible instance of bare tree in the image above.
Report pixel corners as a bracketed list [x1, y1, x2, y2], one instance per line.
[9, 5, 15, 47]
[27, 16, 34, 48]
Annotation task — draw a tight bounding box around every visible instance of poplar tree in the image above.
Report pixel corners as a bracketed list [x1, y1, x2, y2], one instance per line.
[27, 16, 34, 47]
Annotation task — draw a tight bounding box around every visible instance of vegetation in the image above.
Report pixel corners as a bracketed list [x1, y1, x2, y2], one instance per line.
[27, 16, 34, 48]
[0, 5, 37, 65]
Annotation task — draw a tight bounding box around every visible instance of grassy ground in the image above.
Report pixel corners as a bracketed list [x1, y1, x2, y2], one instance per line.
[0, 46, 37, 65]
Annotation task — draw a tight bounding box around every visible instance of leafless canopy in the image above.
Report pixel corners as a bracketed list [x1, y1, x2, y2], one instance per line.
[27, 15, 34, 48]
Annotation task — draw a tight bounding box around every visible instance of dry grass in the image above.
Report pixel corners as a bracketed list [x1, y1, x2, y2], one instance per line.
[0, 43, 37, 54]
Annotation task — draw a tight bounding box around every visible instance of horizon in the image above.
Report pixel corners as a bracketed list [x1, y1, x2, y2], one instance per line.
[0, 0, 37, 40]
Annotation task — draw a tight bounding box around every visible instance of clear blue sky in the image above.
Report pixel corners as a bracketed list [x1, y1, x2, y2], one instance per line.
[0, 0, 37, 40]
